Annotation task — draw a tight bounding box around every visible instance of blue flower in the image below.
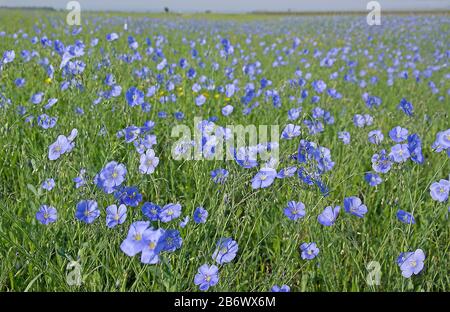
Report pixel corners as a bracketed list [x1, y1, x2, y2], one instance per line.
[233, 147, 258, 169]
[15, 78, 25, 87]
[221, 104, 234, 116]
[281, 124, 301, 139]
[41, 178, 55, 191]
[276, 166, 297, 179]
[396, 210, 415, 224]
[174, 111, 184, 120]
[75, 200, 100, 224]
[397, 98, 413, 116]
[36, 205, 57, 225]
[142, 202, 161, 221]
[398, 249, 425, 278]
[407, 134, 424, 164]
[312, 80, 327, 93]
[288, 107, 302, 120]
[194, 264, 219, 291]
[114, 186, 142, 207]
[73, 169, 86, 189]
[397, 252, 413, 266]
[126, 87, 144, 107]
[312, 107, 324, 119]
[353, 114, 365, 127]
[300, 242, 319, 260]
[365, 95, 382, 108]
[283, 201, 306, 221]
[364, 172, 382, 187]
[364, 114, 373, 126]
[48, 135, 70, 160]
[368, 130, 384, 145]
[106, 32, 119, 41]
[436, 129, 450, 149]
[193, 207, 208, 224]
[44, 98, 58, 110]
[371, 149, 392, 173]
[139, 149, 159, 174]
[140, 228, 165, 264]
[212, 237, 239, 264]
[98, 161, 127, 191]
[123, 125, 141, 143]
[389, 126, 408, 143]
[304, 119, 324, 134]
[271, 285, 290, 292]
[159, 203, 182, 222]
[195, 94, 206, 106]
[37, 114, 57, 129]
[430, 179, 450, 202]
[389, 144, 410, 163]
[2, 50, 15, 64]
[161, 229, 183, 252]
[120, 221, 150, 256]
[30, 92, 44, 104]
[211, 168, 229, 184]
[106, 204, 127, 228]
[179, 216, 190, 228]
[344, 196, 367, 218]
[338, 131, 350, 144]
[251, 168, 277, 189]
[318, 206, 340, 226]
[187, 67, 196, 79]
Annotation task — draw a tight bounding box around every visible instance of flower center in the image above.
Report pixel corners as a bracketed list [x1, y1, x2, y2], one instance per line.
[134, 233, 142, 241]
[149, 242, 156, 250]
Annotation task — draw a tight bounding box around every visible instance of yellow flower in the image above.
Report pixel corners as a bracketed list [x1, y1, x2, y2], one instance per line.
[214, 94, 220, 99]
[44, 77, 52, 84]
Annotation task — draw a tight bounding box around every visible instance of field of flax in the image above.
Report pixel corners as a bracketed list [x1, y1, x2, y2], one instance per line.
[0, 9, 449, 291]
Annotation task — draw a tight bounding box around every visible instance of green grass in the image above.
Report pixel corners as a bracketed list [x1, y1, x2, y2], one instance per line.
[0, 9, 449, 291]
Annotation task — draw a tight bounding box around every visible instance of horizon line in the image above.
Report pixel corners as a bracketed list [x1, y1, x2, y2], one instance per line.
[1, 6, 449, 14]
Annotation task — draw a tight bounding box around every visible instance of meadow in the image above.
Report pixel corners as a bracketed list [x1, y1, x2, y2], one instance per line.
[0, 9, 449, 292]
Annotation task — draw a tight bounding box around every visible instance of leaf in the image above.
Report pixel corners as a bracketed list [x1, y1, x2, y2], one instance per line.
[24, 273, 43, 292]
[26, 184, 39, 197]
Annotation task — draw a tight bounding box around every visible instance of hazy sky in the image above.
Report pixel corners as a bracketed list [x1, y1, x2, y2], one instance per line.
[0, 0, 449, 12]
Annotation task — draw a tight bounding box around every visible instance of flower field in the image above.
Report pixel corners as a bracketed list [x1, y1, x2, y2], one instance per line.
[0, 9, 449, 291]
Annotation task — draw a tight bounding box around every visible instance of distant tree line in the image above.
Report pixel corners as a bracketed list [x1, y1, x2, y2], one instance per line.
[0, 6, 56, 11]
